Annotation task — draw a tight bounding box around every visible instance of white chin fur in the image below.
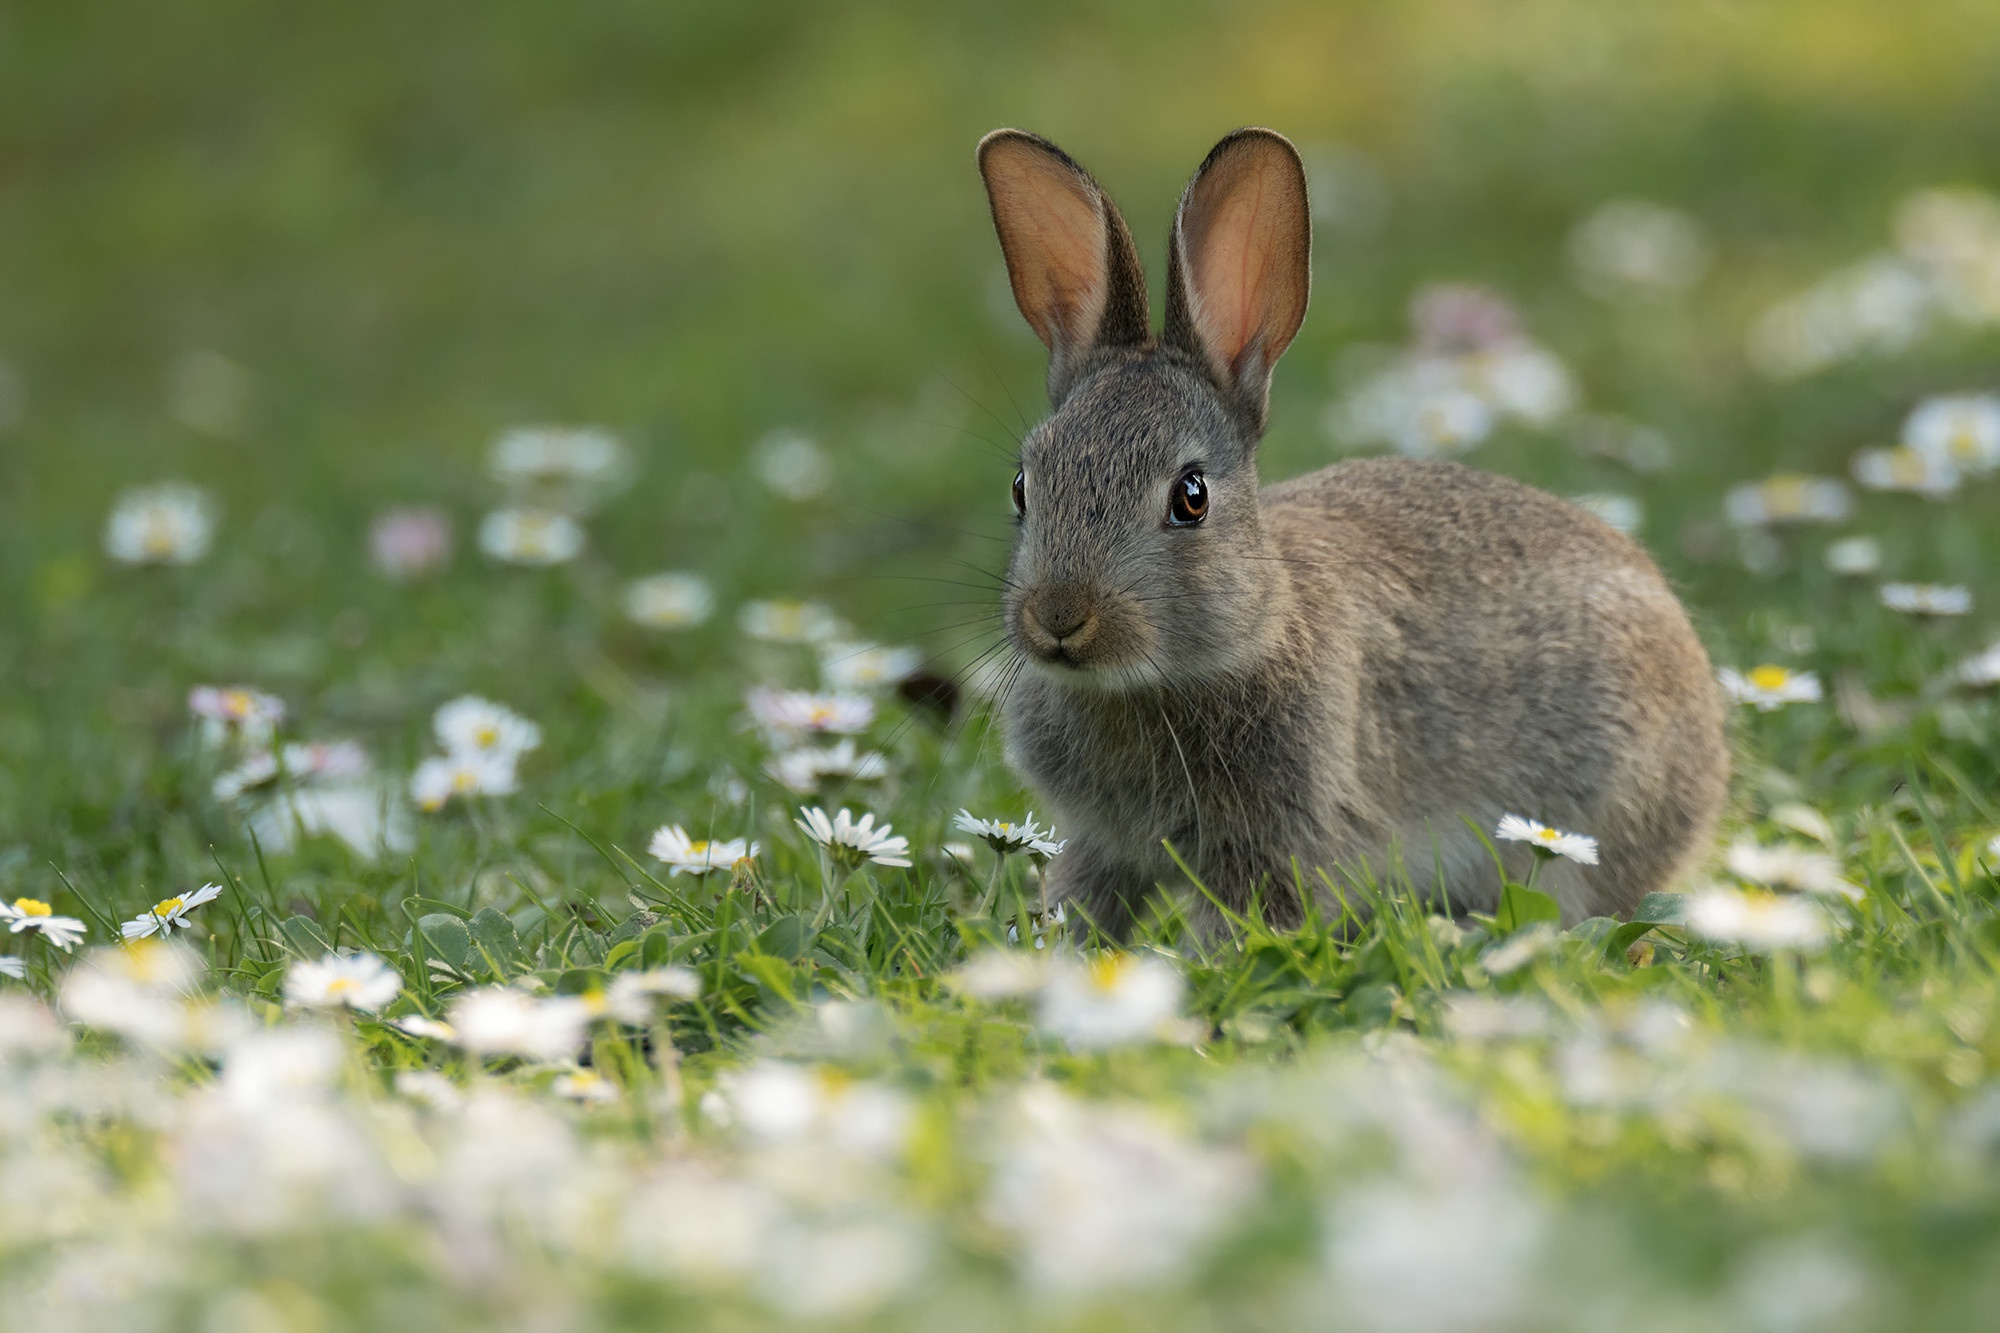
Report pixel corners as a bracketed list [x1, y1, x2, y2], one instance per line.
[1022, 653, 1165, 693]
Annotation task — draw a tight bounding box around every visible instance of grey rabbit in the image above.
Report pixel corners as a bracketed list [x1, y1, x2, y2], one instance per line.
[975, 126, 1729, 935]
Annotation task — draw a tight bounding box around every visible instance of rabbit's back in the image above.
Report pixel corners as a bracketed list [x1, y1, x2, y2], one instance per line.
[1265, 457, 1728, 917]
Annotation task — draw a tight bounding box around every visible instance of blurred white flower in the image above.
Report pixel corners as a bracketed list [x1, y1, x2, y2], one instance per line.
[952, 810, 1066, 858]
[765, 739, 889, 793]
[105, 482, 216, 565]
[1466, 340, 1575, 426]
[188, 685, 286, 750]
[369, 507, 452, 579]
[739, 598, 845, 643]
[820, 641, 922, 692]
[623, 572, 714, 629]
[1568, 199, 1710, 299]
[446, 987, 591, 1061]
[1726, 841, 1861, 901]
[281, 739, 371, 782]
[1570, 492, 1643, 535]
[1879, 582, 1971, 616]
[721, 1060, 912, 1157]
[121, 882, 223, 940]
[1325, 1179, 1546, 1333]
[552, 1069, 622, 1104]
[948, 950, 1047, 1001]
[248, 784, 413, 861]
[1441, 993, 1554, 1042]
[1480, 923, 1559, 976]
[1747, 253, 1933, 379]
[1904, 393, 2000, 473]
[285, 952, 403, 1012]
[478, 507, 584, 565]
[1719, 664, 1822, 711]
[1851, 445, 1960, 497]
[1824, 535, 1882, 576]
[0, 957, 24, 980]
[394, 1014, 457, 1042]
[1686, 887, 1832, 952]
[796, 806, 912, 869]
[603, 968, 701, 1024]
[410, 751, 520, 811]
[489, 425, 630, 503]
[1725, 474, 1853, 526]
[0, 898, 87, 951]
[1391, 383, 1494, 458]
[1771, 803, 1837, 846]
[1957, 641, 2000, 687]
[434, 695, 542, 760]
[753, 429, 831, 500]
[59, 939, 239, 1052]
[746, 687, 875, 739]
[1037, 953, 1184, 1049]
[1410, 283, 1523, 351]
[986, 1084, 1254, 1293]
[648, 825, 758, 876]
[1495, 814, 1598, 864]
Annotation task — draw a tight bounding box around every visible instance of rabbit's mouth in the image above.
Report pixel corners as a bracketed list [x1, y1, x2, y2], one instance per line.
[1010, 584, 1159, 684]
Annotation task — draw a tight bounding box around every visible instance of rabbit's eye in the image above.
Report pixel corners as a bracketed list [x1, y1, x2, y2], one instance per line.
[1011, 470, 1026, 516]
[1168, 470, 1209, 526]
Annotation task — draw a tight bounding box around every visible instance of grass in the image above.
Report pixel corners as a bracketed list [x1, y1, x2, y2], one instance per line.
[6, 1, 2000, 1328]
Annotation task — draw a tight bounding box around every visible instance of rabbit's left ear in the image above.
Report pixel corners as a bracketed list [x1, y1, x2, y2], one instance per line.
[1164, 129, 1312, 433]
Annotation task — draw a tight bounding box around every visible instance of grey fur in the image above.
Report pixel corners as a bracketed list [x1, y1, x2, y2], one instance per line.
[979, 129, 1729, 935]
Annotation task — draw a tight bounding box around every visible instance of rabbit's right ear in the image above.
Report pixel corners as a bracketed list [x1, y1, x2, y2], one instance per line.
[978, 130, 1150, 405]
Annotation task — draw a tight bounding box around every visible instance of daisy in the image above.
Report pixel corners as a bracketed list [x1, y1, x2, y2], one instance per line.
[622, 572, 714, 629]
[1037, 952, 1185, 1050]
[433, 696, 542, 759]
[370, 507, 452, 579]
[0, 898, 88, 951]
[478, 507, 584, 565]
[1725, 841, 1861, 901]
[1850, 446, 1960, 497]
[213, 752, 281, 801]
[1393, 383, 1495, 459]
[738, 599, 844, 643]
[753, 429, 832, 500]
[1824, 536, 1882, 577]
[746, 687, 875, 739]
[1879, 582, 1972, 616]
[104, 482, 216, 565]
[1569, 493, 1643, 536]
[820, 642, 923, 692]
[796, 806, 912, 870]
[1685, 886, 1831, 952]
[647, 825, 758, 876]
[0, 958, 24, 980]
[602, 967, 702, 1024]
[1903, 392, 2000, 473]
[446, 987, 591, 1061]
[765, 739, 890, 794]
[1956, 642, 2000, 687]
[121, 882, 224, 940]
[552, 1069, 622, 1104]
[1465, 339, 1575, 426]
[410, 751, 520, 812]
[1718, 665, 1823, 711]
[1724, 475, 1853, 527]
[188, 685, 286, 750]
[489, 425, 628, 491]
[952, 810, 1067, 859]
[1495, 814, 1599, 865]
[285, 952, 404, 1012]
[1568, 199, 1709, 300]
[394, 1014, 457, 1042]
[279, 740, 370, 782]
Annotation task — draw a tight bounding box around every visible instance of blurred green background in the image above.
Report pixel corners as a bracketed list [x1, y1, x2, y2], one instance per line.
[6, 0, 2000, 849]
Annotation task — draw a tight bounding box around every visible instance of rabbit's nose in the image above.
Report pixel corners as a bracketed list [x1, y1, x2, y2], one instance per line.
[1025, 587, 1098, 647]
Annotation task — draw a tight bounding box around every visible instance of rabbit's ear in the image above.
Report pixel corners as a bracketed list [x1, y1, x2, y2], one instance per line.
[978, 130, 1150, 404]
[1164, 129, 1312, 434]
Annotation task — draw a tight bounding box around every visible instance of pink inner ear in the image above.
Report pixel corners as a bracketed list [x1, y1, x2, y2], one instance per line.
[1179, 143, 1309, 389]
[983, 142, 1110, 354]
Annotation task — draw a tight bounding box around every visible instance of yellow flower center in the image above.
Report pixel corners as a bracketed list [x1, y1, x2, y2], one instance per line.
[452, 768, 480, 793]
[325, 977, 357, 998]
[473, 723, 500, 748]
[1747, 664, 1792, 692]
[1950, 424, 1980, 459]
[808, 705, 835, 726]
[1763, 475, 1808, 517]
[13, 898, 51, 917]
[221, 688, 253, 718]
[1087, 955, 1128, 993]
[688, 840, 709, 855]
[1534, 828, 1562, 844]
[152, 896, 185, 917]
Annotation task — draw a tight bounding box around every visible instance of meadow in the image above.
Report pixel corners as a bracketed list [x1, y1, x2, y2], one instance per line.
[7, 2, 2000, 1328]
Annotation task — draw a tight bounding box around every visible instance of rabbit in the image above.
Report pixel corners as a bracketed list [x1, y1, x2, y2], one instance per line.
[974, 126, 1729, 937]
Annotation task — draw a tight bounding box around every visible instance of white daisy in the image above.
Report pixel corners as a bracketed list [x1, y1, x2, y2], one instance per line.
[1466, 339, 1576, 426]
[752, 429, 832, 500]
[552, 1069, 622, 1104]
[433, 696, 541, 759]
[394, 1014, 458, 1042]
[952, 810, 1067, 859]
[1724, 475, 1853, 527]
[602, 967, 701, 1024]
[1903, 393, 2000, 473]
[1718, 665, 1823, 711]
[0, 898, 87, 951]
[1957, 642, 2000, 687]
[820, 642, 923, 692]
[746, 687, 875, 739]
[1037, 953, 1185, 1049]
[1850, 446, 1960, 497]
[0, 957, 24, 981]
[478, 507, 584, 565]
[1495, 814, 1599, 865]
[285, 952, 404, 1012]
[188, 685, 286, 750]
[369, 507, 451, 579]
[765, 740, 890, 794]
[1394, 383, 1494, 459]
[1879, 582, 1972, 616]
[623, 572, 714, 629]
[446, 986, 591, 1061]
[410, 751, 520, 811]
[1824, 536, 1882, 577]
[1685, 886, 1832, 952]
[104, 482, 216, 565]
[121, 882, 224, 940]
[213, 751, 281, 802]
[279, 740, 371, 782]
[647, 825, 758, 877]
[1725, 841, 1861, 901]
[796, 806, 912, 869]
[489, 425, 629, 491]
[738, 599, 845, 643]
[1568, 199, 1709, 300]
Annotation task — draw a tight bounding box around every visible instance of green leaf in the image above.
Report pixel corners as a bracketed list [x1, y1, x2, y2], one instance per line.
[468, 907, 522, 966]
[555, 966, 609, 996]
[640, 925, 673, 970]
[605, 939, 641, 971]
[277, 914, 334, 959]
[1632, 892, 1686, 925]
[1495, 883, 1561, 935]
[402, 896, 471, 924]
[417, 914, 473, 976]
[1604, 920, 1660, 965]
[755, 914, 816, 962]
